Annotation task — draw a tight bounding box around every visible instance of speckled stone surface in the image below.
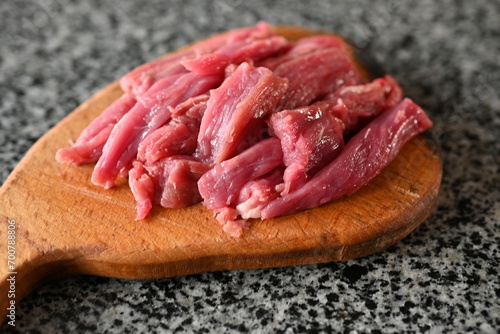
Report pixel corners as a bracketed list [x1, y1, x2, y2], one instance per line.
[1, 0, 499, 333]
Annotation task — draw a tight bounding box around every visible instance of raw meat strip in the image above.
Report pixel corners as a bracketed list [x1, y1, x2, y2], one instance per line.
[134, 73, 185, 108]
[124, 21, 277, 97]
[271, 45, 366, 110]
[258, 35, 349, 70]
[137, 95, 209, 163]
[196, 62, 288, 164]
[212, 167, 284, 237]
[128, 161, 155, 219]
[322, 74, 403, 134]
[198, 137, 284, 211]
[92, 72, 223, 189]
[120, 53, 190, 99]
[129, 157, 210, 219]
[261, 98, 433, 219]
[235, 167, 284, 220]
[120, 21, 275, 98]
[203, 141, 285, 237]
[182, 36, 290, 75]
[269, 103, 345, 195]
[55, 93, 136, 165]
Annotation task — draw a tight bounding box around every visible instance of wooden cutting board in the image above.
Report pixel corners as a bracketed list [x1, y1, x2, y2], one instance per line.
[0, 26, 442, 321]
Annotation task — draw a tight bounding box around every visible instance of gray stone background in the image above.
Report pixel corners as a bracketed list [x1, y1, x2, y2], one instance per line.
[0, 0, 499, 333]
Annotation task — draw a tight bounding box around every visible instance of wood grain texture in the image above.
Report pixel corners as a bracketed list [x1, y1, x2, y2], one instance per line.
[0, 26, 442, 321]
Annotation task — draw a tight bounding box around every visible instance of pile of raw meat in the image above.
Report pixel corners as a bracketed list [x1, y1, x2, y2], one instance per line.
[56, 22, 432, 237]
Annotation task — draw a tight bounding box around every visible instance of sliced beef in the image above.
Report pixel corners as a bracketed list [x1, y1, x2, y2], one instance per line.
[261, 98, 433, 219]
[258, 35, 349, 70]
[276, 47, 365, 110]
[210, 165, 284, 238]
[259, 36, 366, 110]
[269, 103, 345, 195]
[56, 93, 137, 165]
[198, 137, 284, 237]
[182, 36, 290, 75]
[92, 72, 223, 189]
[137, 95, 209, 163]
[128, 160, 155, 219]
[129, 157, 210, 219]
[120, 53, 190, 99]
[196, 62, 288, 164]
[212, 166, 284, 237]
[198, 137, 283, 211]
[235, 167, 284, 220]
[120, 21, 275, 98]
[321, 74, 403, 134]
[134, 73, 185, 108]
[198, 138, 286, 237]
[57, 23, 434, 238]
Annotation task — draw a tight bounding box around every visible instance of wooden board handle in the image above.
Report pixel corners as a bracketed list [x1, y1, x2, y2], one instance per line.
[0, 214, 56, 321]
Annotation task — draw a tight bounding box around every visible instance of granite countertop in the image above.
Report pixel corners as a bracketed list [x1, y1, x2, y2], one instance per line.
[1, 0, 499, 333]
